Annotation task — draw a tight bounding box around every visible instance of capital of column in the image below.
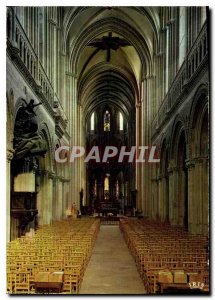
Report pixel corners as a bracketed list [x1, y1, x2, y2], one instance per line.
[61, 178, 70, 183]
[166, 19, 176, 26]
[151, 177, 160, 182]
[157, 175, 162, 181]
[47, 170, 56, 180]
[161, 26, 168, 32]
[39, 169, 48, 176]
[192, 156, 209, 165]
[54, 175, 61, 181]
[135, 102, 141, 108]
[156, 52, 164, 57]
[48, 19, 57, 26]
[7, 147, 15, 162]
[185, 159, 196, 169]
[37, 169, 53, 178]
[59, 176, 66, 182]
[166, 160, 177, 173]
[168, 165, 179, 174]
[142, 74, 155, 81]
[65, 71, 78, 79]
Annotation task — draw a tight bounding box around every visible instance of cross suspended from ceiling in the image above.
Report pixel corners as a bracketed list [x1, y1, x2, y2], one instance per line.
[88, 32, 130, 62]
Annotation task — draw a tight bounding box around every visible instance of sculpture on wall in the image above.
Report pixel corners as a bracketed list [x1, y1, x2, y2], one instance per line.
[13, 99, 47, 160]
[21, 99, 42, 116]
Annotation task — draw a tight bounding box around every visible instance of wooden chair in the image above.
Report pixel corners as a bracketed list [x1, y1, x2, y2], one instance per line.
[14, 272, 30, 294]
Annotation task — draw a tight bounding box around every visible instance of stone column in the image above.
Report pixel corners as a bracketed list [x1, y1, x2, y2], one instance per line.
[47, 170, 54, 224]
[139, 95, 144, 212]
[75, 78, 80, 208]
[157, 176, 162, 221]
[37, 169, 51, 225]
[61, 178, 65, 219]
[65, 71, 73, 208]
[151, 177, 159, 220]
[56, 176, 63, 220]
[142, 75, 155, 217]
[70, 74, 80, 208]
[76, 103, 85, 210]
[63, 180, 70, 215]
[52, 20, 57, 91]
[150, 163, 159, 220]
[187, 157, 209, 234]
[161, 176, 166, 221]
[36, 170, 43, 225]
[186, 159, 197, 233]
[167, 19, 176, 84]
[168, 163, 179, 225]
[135, 102, 141, 210]
[60, 178, 70, 219]
[6, 148, 15, 242]
[97, 180, 102, 204]
[52, 175, 57, 221]
[65, 72, 77, 208]
[178, 166, 186, 227]
[201, 157, 209, 234]
[43, 170, 50, 224]
[47, 17, 56, 83]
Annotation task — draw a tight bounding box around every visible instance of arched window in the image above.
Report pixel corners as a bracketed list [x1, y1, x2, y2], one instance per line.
[104, 176, 109, 191]
[90, 112, 95, 131]
[104, 110, 110, 131]
[119, 112, 123, 130]
[116, 180, 119, 198]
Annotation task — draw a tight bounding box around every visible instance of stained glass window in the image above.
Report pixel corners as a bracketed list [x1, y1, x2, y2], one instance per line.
[104, 110, 110, 131]
[119, 112, 123, 130]
[104, 176, 109, 191]
[90, 112, 95, 130]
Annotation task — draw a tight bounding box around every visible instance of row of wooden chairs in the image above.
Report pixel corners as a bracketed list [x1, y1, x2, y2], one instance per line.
[120, 218, 209, 294]
[7, 218, 100, 294]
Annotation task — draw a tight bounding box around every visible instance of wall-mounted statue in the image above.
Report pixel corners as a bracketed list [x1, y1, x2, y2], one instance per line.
[13, 99, 47, 160]
[21, 99, 42, 116]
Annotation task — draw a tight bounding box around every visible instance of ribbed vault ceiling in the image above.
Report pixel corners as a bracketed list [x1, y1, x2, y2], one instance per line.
[63, 6, 159, 119]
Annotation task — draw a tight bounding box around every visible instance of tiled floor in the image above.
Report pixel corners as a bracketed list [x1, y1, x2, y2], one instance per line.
[79, 225, 146, 294]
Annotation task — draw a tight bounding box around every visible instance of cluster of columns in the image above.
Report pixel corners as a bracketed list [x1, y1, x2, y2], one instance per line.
[187, 157, 209, 234]
[149, 157, 208, 234]
[6, 148, 15, 242]
[39, 171, 71, 224]
[136, 75, 156, 216]
[66, 72, 85, 210]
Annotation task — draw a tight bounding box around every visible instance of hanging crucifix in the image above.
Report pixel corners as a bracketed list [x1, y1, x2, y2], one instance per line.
[88, 32, 130, 62]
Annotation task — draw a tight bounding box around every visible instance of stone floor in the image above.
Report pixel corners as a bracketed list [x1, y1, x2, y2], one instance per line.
[79, 225, 146, 294]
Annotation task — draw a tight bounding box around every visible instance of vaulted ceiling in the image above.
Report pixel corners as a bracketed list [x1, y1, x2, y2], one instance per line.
[62, 7, 160, 119]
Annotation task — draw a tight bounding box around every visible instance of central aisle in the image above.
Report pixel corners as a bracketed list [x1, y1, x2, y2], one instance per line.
[79, 224, 146, 294]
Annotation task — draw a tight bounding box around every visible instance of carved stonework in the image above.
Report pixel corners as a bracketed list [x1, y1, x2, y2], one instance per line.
[185, 159, 196, 169]
[59, 176, 65, 182]
[13, 99, 47, 160]
[61, 178, 70, 183]
[151, 177, 160, 183]
[53, 100, 68, 138]
[167, 161, 178, 174]
[35, 82, 43, 95]
[7, 90, 14, 147]
[7, 39, 19, 60]
[47, 170, 56, 179]
[7, 148, 15, 162]
[192, 156, 209, 166]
